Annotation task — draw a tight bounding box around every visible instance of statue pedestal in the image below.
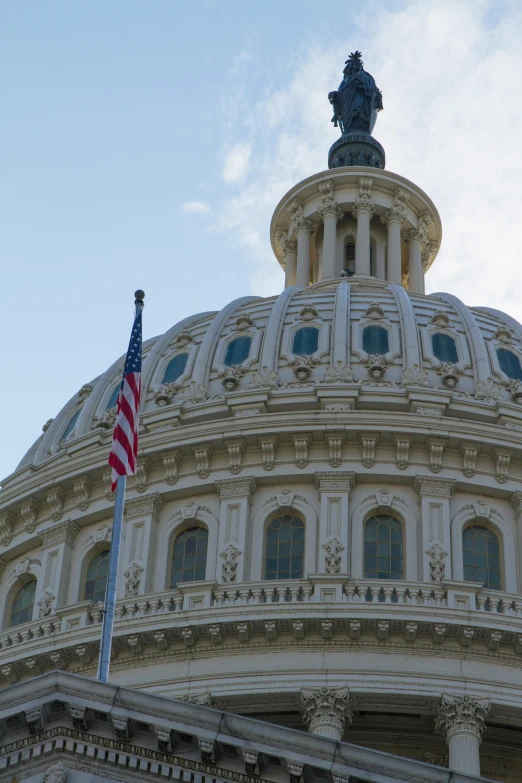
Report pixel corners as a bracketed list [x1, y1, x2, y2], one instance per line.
[328, 131, 385, 169]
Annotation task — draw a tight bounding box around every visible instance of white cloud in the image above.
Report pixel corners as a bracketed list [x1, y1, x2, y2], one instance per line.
[215, 0, 522, 314]
[181, 200, 213, 214]
[222, 142, 253, 183]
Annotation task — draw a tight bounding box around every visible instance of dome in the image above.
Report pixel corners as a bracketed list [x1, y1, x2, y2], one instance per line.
[1, 53, 522, 783]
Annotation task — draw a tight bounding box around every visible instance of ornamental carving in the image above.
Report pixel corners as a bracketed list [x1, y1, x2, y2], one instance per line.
[322, 537, 344, 574]
[436, 695, 490, 740]
[301, 686, 352, 740]
[178, 382, 208, 405]
[0, 511, 15, 547]
[474, 378, 503, 402]
[293, 355, 314, 381]
[365, 354, 387, 379]
[430, 311, 449, 327]
[47, 487, 66, 522]
[400, 365, 430, 388]
[221, 365, 244, 391]
[220, 544, 242, 583]
[37, 590, 55, 618]
[299, 304, 318, 321]
[247, 366, 278, 389]
[73, 476, 92, 511]
[365, 301, 384, 320]
[42, 418, 54, 433]
[179, 692, 214, 707]
[288, 201, 312, 233]
[78, 384, 93, 399]
[436, 362, 461, 388]
[21, 499, 40, 534]
[135, 459, 150, 493]
[234, 314, 254, 331]
[174, 329, 194, 347]
[426, 543, 448, 584]
[154, 383, 178, 407]
[504, 378, 522, 403]
[259, 438, 277, 471]
[494, 325, 512, 344]
[95, 407, 117, 429]
[124, 562, 143, 598]
[318, 181, 343, 221]
[323, 361, 355, 384]
[43, 761, 67, 783]
[163, 450, 182, 485]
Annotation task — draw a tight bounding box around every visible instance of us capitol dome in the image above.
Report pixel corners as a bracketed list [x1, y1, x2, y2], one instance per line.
[1, 52, 521, 783]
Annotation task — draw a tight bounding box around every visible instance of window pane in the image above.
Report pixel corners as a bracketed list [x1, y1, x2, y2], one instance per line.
[264, 515, 305, 580]
[432, 332, 458, 363]
[364, 515, 403, 579]
[170, 527, 208, 588]
[462, 525, 501, 589]
[61, 407, 82, 441]
[10, 580, 37, 627]
[162, 353, 189, 384]
[345, 242, 355, 274]
[84, 549, 110, 604]
[224, 336, 252, 366]
[292, 327, 319, 356]
[106, 385, 121, 410]
[362, 325, 389, 355]
[497, 348, 522, 380]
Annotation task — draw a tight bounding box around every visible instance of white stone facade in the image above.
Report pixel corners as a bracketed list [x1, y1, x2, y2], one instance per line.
[2, 149, 522, 783]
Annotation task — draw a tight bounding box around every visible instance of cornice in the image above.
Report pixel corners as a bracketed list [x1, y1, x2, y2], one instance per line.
[214, 476, 258, 500]
[413, 476, 456, 498]
[315, 472, 355, 492]
[124, 493, 165, 521]
[40, 519, 80, 550]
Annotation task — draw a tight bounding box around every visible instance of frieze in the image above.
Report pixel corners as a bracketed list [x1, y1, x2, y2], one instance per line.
[215, 476, 257, 500]
[413, 476, 456, 498]
[40, 520, 79, 550]
[125, 493, 164, 521]
[315, 472, 355, 492]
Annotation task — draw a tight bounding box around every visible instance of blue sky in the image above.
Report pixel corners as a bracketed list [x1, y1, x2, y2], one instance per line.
[2, 0, 522, 479]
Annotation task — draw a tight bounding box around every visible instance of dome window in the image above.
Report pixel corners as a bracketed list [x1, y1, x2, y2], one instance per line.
[362, 325, 389, 354]
[9, 579, 37, 627]
[264, 514, 304, 580]
[496, 348, 522, 381]
[463, 525, 501, 590]
[170, 527, 208, 588]
[106, 384, 120, 410]
[292, 326, 319, 356]
[161, 353, 189, 384]
[364, 515, 403, 580]
[224, 336, 251, 366]
[345, 242, 355, 276]
[432, 333, 458, 364]
[84, 549, 110, 604]
[61, 407, 82, 442]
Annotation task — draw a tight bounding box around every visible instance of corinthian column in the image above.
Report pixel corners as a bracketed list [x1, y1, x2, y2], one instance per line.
[288, 201, 313, 288]
[351, 178, 374, 275]
[279, 237, 297, 288]
[301, 686, 352, 741]
[318, 180, 344, 280]
[436, 695, 490, 776]
[405, 214, 431, 294]
[380, 188, 409, 285]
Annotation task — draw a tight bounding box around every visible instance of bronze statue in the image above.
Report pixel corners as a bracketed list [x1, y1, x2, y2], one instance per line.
[328, 51, 383, 135]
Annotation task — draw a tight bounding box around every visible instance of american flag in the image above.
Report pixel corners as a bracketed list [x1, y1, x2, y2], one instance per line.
[108, 308, 142, 491]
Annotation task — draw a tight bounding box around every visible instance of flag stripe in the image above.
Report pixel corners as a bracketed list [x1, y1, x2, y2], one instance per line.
[108, 312, 142, 491]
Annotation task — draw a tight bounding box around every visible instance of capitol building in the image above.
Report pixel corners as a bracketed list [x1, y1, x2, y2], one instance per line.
[1, 53, 522, 783]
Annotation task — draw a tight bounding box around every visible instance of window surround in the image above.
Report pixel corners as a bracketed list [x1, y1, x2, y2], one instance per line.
[75, 534, 113, 604]
[263, 511, 305, 581]
[149, 340, 198, 394]
[213, 326, 262, 373]
[1, 559, 40, 629]
[451, 505, 516, 592]
[421, 318, 470, 371]
[351, 311, 400, 362]
[155, 506, 218, 592]
[486, 337, 522, 384]
[281, 315, 330, 363]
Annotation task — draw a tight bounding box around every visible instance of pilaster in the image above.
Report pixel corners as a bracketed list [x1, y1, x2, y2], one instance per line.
[122, 493, 165, 596]
[413, 476, 455, 582]
[215, 477, 257, 583]
[37, 520, 80, 612]
[315, 472, 355, 574]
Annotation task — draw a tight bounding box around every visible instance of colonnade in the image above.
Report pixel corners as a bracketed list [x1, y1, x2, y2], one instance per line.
[282, 179, 433, 295]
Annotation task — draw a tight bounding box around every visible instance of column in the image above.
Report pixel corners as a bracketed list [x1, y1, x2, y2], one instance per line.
[37, 520, 80, 613]
[215, 477, 257, 584]
[318, 180, 344, 280]
[380, 208, 404, 284]
[413, 477, 455, 583]
[122, 493, 164, 596]
[375, 240, 386, 280]
[301, 686, 352, 740]
[437, 695, 490, 776]
[422, 240, 437, 295]
[351, 177, 374, 275]
[315, 472, 355, 575]
[406, 228, 423, 293]
[282, 240, 297, 288]
[288, 200, 313, 288]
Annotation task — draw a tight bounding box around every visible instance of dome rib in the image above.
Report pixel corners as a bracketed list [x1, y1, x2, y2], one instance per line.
[332, 280, 351, 365]
[435, 292, 490, 382]
[259, 286, 301, 371]
[388, 284, 421, 368]
[475, 306, 522, 344]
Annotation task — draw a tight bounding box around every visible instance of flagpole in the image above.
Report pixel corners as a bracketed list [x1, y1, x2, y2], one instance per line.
[97, 289, 145, 682]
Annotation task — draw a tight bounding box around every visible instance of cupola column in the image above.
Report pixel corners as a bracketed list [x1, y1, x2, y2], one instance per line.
[381, 210, 404, 284]
[288, 201, 313, 288]
[351, 178, 374, 275]
[405, 229, 423, 294]
[281, 240, 297, 288]
[318, 180, 344, 280]
[437, 695, 490, 776]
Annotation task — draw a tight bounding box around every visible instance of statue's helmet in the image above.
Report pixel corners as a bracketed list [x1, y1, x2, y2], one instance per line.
[343, 51, 364, 76]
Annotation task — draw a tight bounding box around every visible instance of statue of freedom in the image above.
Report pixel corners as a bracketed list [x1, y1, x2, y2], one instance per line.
[328, 51, 383, 135]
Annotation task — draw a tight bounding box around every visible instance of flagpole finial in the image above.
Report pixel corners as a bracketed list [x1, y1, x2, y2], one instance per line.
[134, 290, 145, 306]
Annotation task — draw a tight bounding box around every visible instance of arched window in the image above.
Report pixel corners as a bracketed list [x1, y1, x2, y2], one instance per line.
[362, 325, 389, 355]
[345, 242, 355, 275]
[224, 336, 251, 366]
[170, 527, 208, 588]
[264, 514, 304, 580]
[496, 348, 522, 381]
[364, 515, 403, 579]
[106, 384, 120, 410]
[432, 333, 458, 363]
[161, 353, 189, 384]
[84, 549, 110, 603]
[61, 407, 82, 442]
[292, 326, 319, 356]
[463, 525, 501, 589]
[10, 579, 37, 627]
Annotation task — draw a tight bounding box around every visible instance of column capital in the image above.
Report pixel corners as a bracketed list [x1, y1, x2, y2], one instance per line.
[125, 493, 165, 522]
[301, 686, 352, 740]
[318, 179, 344, 221]
[413, 476, 456, 498]
[315, 472, 355, 493]
[288, 200, 313, 233]
[214, 476, 257, 500]
[280, 238, 297, 260]
[380, 205, 406, 226]
[436, 695, 490, 741]
[351, 196, 375, 219]
[320, 203, 344, 221]
[40, 519, 80, 550]
[422, 240, 437, 271]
